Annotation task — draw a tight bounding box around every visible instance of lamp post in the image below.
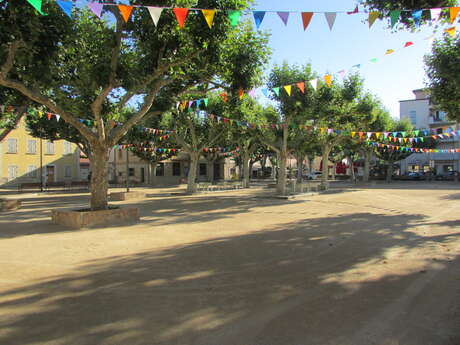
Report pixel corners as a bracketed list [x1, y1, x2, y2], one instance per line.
[39, 137, 43, 192]
[126, 147, 130, 193]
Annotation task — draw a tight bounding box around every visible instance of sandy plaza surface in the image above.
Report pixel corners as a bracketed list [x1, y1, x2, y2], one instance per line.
[0, 182, 459, 345]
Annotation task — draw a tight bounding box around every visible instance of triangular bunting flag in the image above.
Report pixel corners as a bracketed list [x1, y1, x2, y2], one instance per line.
[228, 10, 241, 27]
[412, 10, 423, 27]
[385, 49, 394, 55]
[296, 82, 305, 93]
[404, 41, 413, 47]
[325, 12, 336, 30]
[26, 0, 45, 15]
[261, 88, 269, 97]
[118, 5, 133, 23]
[284, 85, 292, 96]
[352, 64, 361, 69]
[273, 87, 280, 96]
[238, 88, 244, 99]
[450, 7, 460, 23]
[88, 2, 103, 18]
[248, 89, 256, 98]
[202, 9, 216, 29]
[445, 26, 457, 37]
[301, 12, 314, 30]
[390, 10, 401, 28]
[324, 75, 332, 87]
[369, 11, 379, 28]
[277, 11, 290, 26]
[253, 11, 266, 29]
[57, 0, 73, 18]
[430, 8, 442, 21]
[347, 6, 359, 15]
[148, 7, 163, 26]
[55, 114, 61, 121]
[173, 8, 189, 29]
[309, 79, 317, 90]
[203, 98, 209, 107]
[370, 58, 378, 63]
[337, 70, 346, 78]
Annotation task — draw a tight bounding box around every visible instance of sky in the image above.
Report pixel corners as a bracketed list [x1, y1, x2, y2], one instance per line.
[250, 0, 455, 119]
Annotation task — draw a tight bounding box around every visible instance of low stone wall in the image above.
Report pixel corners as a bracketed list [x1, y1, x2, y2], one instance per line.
[0, 199, 21, 211]
[109, 191, 146, 201]
[51, 207, 140, 229]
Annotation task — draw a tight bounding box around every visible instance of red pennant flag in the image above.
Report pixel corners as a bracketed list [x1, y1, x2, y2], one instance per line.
[347, 6, 359, 15]
[118, 5, 133, 23]
[404, 41, 413, 47]
[46, 112, 52, 120]
[238, 88, 244, 99]
[173, 8, 189, 29]
[301, 12, 314, 30]
[220, 92, 228, 102]
[296, 82, 305, 93]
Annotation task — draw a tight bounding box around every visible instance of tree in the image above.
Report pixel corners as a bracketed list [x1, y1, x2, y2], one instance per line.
[425, 33, 460, 122]
[0, 0, 254, 210]
[360, 0, 457, 29]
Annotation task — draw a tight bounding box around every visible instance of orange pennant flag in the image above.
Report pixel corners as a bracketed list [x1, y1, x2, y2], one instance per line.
[445, 26, 457, 37]
[284, 85, 292, 96]
[173, 8, 189, 29]
[296, 82, 305, 93]
[202, 9, 216, 28]
[450, 7, 460, 23]
[369, 11, 379, 28]
[238, 88, 244, 100]
[118, 5, 133, 23]
[301, 12, 314, 30]
[324, 74, 332, 87]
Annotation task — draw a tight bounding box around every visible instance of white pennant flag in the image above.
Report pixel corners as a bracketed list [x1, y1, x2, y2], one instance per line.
[309, 79, 318, 91]
[55, 114, 61, 121]
[430, 8, 442, 21]
[148, 7, 163, 26]
[325, 12, 336, 30]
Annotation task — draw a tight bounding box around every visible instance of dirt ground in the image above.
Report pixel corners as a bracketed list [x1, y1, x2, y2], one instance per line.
[0, 182, 459, 345]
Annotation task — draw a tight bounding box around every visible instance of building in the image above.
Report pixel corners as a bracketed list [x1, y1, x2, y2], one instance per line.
[399, 89, 460, 174]
[0, 116, 80, 186]
[109, 148, 235, 186]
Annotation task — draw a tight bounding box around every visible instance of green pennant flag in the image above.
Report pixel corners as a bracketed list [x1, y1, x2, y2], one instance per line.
[273, 87, 280, 96]
[401, 131, 407, 137]
[414, 130, 420, 136]
[203, 98, 209, 107]
[390, 10, 401, 28]
[27, 0, 45, 14]
[420, 137, 424, 142]
[370, 58, 378, 63]
[228, 10, 242, 27]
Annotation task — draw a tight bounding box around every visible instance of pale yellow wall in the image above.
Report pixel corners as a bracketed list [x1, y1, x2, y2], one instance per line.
[0, 117, 79, 185]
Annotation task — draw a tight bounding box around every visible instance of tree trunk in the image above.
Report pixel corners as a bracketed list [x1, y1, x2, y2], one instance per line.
[332, 162, 337, 180]
[150, 162, 158, 186]
[89, 146, 110, 211]
[296, 154, 303, 182]
[363, 150, 371, 183]
[276, 124, 289, 196]
[208, 160, 215, 183]
[386, 163, 394, 183]
[187, 152, 199, 193]
[309, 157, 314, 174]
[242, 151, 251, 188]
[321, 143, 332, 184]
[347, 155, 356, 182]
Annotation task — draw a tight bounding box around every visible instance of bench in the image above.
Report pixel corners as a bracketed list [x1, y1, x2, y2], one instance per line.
[44, 181, 69, 191]
[69, 181, 89, 190]
[18, 182, 42, 193]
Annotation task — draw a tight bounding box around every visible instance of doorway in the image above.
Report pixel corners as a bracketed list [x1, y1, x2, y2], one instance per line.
[46, 165, 55, 183]
[213, 163, 221, 180]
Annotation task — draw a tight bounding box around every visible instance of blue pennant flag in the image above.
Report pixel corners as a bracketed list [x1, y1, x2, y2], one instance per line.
[412, 10, 423, 27]
[253, 11, 266, 29]
[57, 0, 73, 18]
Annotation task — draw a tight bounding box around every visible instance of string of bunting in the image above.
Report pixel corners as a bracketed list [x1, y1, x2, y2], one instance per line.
[114, 144, 241, 156]
[370, 141, 460, 153]
[25, 0, 460, 33]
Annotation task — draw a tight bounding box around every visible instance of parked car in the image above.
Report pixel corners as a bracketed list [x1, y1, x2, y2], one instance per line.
[304, 171, 322, 180]
[407, 172, 426, 180]
[435, 171, 458, 181]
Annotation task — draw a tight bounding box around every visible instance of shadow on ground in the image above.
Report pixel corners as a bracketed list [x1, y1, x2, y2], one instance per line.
[0, 211, 459, 345]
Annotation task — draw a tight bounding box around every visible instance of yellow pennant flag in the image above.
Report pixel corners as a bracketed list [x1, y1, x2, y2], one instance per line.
[283, 85, 292, 96]
[445, 26, 457, 37]
[385, 49, 394, 55]
[202, 9, 216, 28]
[369, 11, 379, 28]
[351, 131, 356, 137]
[450, 7, 460, 23]
[38, 111, 43, 118]
[376, 132, 382, 138]
[324, 74, 332, 87]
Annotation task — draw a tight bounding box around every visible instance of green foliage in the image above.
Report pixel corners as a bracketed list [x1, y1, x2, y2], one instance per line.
[425, 34, 460, 122]
[360, 0, 457, 29]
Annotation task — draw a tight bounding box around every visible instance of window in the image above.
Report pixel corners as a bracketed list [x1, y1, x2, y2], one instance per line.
[45, 141, 55, 155]
[129, 168, 135, 177]
[156, 163, 164, 176]
[63, 141, 72, 155]
[7, 139, 17, 153]
[199, 163, 207, 176]
[27, 165, 37, 178]
[7, 166, 18, 181]
[27, 140, 37, 154]
[408, 111, 417, 126]
[172, 162, 181, 176]
[64, 166, 72, 178]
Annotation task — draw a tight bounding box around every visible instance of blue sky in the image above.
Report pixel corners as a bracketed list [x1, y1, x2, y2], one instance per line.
[251, 0, 455, 118]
